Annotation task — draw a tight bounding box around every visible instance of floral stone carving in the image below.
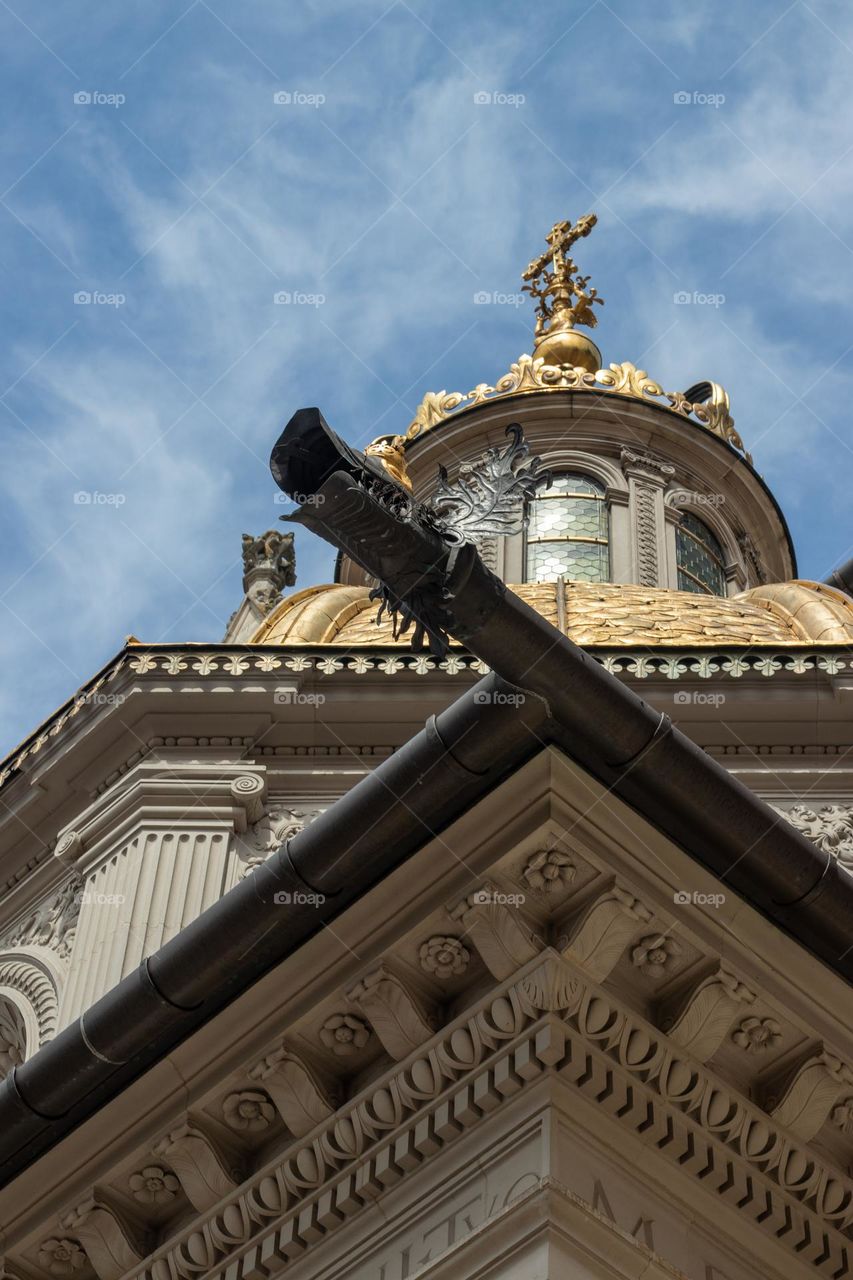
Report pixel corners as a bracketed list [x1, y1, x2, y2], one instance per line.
[128, 1166, 180, 1205]
[523, 848, 576, 894]
[419, 936, 469, 979]
[222, 1090, 276, 1132]
[37, 1240, 87, 1276]
[731, 1015, 782, 1054]
[631, 933, 682, 978]
[319, 1013, 370, 1057]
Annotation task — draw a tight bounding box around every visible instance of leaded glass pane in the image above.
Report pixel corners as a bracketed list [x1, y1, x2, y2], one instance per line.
[676, 513, 725, 596]
[525, 472, 609, 584]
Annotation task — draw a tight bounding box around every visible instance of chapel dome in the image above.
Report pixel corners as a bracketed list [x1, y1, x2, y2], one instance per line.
[251, 580, 853, 648]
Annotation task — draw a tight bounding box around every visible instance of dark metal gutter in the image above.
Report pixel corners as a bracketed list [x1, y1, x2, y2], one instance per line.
[823, 555, 853, 597]
[0, 413, 848, 1187]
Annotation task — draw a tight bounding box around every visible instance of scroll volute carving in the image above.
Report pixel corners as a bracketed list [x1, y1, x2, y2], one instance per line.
[557, 880, 652, 982]
[348, 964, 437, 1061]
[449, 884, 541, 981]
[152, 1118, 240, 1213]
[763, 1047, 853, 1141]
[655, 963, 755, 1063]
[249, 1045, 341, 1138]
[60, 1192, 148, 1280]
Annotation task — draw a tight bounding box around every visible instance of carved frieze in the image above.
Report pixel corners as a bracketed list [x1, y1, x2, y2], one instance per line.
[1, 878, 81, 961]
[774, 803, 853, 873]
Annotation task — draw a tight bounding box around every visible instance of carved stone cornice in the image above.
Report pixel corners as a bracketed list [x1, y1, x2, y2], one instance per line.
[763, 1047, 853, 1142]
[656, 963, 755, 1063]
[449, 885, 541, 980]
[557, 881, 652, 981]
[59, 1192, 148, 1280]
[619, 446, 675, 484]
[151, 1119, 241, 1214]
[249, 1045, 340, 1138]
[347, 965, 438, 1061]
[109, 951, 853, 1280]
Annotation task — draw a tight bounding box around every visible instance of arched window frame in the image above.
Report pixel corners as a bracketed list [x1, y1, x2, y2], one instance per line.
[524, 471, 611, 584]
[674, 509, 727, 596]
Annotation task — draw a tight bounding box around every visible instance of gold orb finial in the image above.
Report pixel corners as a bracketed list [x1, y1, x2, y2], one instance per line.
[522, 212, 603, 372]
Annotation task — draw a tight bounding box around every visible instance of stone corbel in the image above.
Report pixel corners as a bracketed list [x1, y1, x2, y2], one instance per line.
[59, 1192, 147, 1280]
[763, 1047, 853, 1141]
[348, 965, 437, 1061]
[620, 446, 675, 485]
[249, 1045, 340, 1137]
[655, 964, 755, 1063]
[152, 1118, 241, 1213]
[556, 881, 652, 981]
[449, 885, 542, 981]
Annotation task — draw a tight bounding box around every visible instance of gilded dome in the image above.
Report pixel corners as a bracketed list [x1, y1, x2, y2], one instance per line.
[251, 580, 853, 648]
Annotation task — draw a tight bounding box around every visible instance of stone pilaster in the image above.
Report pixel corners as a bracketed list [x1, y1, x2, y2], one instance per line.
[55, 763, 266, 1027]
[620, 447, 674, 588]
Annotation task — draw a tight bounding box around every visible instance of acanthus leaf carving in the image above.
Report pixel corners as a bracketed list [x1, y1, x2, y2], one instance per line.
[152, 1119, 240, 1214]
[2, 878, 81, 961]
[449, 885, 541, 980]
[557, 882, 652, 981]
[59, 1193, 147, 1280]
[347, 965, 437, 1061]
[249, 1045, 340, 1137]
[774, 804, 853, 873]
[764, 1048, 853, 1141]
[656, 965, 755, 1063]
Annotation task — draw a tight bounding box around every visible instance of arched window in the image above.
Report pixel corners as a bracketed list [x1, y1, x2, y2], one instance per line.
[525, 473, 609, 583]
[676, 512, 726, 595]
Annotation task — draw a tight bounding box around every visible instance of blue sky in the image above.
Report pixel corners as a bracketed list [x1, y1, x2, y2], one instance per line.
[0, 0, 851, 753]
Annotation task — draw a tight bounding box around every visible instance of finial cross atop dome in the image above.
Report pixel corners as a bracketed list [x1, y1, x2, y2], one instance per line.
[521, 212, 604, 372]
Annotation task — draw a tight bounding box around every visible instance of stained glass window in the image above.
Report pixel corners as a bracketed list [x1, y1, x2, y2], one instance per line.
[525, 473, 609, 583]
[676, 512, 726, 596]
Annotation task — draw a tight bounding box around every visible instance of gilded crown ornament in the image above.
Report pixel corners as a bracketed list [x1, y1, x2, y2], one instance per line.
[521, 212, 603, 372]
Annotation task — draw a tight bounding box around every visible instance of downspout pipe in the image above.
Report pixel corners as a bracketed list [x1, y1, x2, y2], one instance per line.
[274, 410, 853, 979]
